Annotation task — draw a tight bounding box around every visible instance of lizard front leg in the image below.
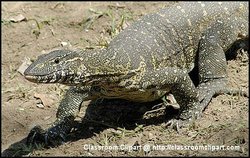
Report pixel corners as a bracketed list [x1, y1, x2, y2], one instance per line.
[26, 86, 95, 147]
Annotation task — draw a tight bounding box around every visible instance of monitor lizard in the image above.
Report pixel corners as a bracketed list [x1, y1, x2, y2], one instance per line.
[24, 2, 248, 146]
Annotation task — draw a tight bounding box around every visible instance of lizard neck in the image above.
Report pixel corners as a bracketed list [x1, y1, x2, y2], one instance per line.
[71, 48, 131, 86]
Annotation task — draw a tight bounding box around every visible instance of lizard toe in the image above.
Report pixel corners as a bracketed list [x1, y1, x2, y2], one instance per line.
[26, 125, 46, 147]
[166, 118, 187, 132]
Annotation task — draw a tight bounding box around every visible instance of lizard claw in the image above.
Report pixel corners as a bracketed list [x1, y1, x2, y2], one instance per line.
[26, 125, 67, 147]
[166, 118, 188, 132]
[26, 125, 46, 146]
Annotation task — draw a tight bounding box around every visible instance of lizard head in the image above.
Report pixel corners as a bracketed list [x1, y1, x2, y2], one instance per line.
[24, 49, 85, 85]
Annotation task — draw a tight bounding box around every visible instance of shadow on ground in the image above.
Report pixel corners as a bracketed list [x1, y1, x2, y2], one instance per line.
[2, 98, 178, 157]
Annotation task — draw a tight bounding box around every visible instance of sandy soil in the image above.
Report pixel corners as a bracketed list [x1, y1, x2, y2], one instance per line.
[1, 2, 249, 157]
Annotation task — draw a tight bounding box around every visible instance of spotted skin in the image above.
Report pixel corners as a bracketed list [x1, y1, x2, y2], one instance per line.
[24, 2, 248, 146]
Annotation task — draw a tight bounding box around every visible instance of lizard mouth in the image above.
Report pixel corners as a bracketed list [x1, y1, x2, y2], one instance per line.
[24, 70, 73, 84]
[24, 74, 57, 83]
[24, 75, 38, 82]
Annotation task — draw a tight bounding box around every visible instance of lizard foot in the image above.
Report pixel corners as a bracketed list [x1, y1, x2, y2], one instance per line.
[26, 125, 67, 147]
[165, 102, 201, 132]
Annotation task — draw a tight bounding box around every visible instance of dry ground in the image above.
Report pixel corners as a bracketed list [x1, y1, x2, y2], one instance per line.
[1, 2, 249, 157]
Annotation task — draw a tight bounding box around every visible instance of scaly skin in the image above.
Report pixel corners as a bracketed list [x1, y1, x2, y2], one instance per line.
[24, 2, 248, 146]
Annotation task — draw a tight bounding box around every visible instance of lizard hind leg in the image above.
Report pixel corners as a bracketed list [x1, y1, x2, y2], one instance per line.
[197, 29, 247, 114]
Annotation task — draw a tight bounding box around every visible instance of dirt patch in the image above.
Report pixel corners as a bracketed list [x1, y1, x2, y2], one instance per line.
[1, 2, 248, 157]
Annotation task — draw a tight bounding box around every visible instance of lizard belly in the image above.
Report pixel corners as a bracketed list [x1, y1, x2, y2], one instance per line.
[91, 85, 167, 102]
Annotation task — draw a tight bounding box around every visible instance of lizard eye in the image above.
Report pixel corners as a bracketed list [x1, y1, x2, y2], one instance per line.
[54, 58, 60, 64]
